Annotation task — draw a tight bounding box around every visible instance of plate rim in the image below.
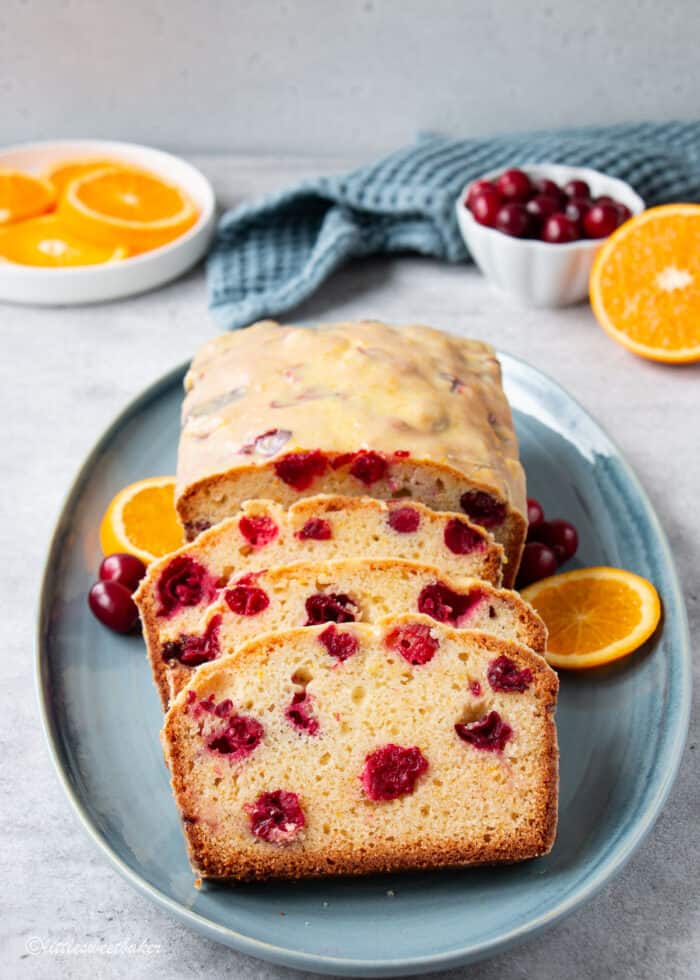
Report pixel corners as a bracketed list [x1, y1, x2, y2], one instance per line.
[36, 354, 692, 977]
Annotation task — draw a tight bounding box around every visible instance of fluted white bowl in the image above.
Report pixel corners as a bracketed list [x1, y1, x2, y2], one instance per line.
[456, 163, 645, 307]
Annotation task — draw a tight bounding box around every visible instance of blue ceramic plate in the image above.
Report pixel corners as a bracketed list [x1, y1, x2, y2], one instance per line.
[37, 355, 691, 977]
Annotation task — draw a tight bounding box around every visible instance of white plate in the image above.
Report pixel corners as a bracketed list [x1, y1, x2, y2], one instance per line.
[0, 139, 215, 305]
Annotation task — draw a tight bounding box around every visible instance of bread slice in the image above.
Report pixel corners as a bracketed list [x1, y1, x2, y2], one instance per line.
[162, 616, 559, 880]
[135, 495, 504, 707]
[176, 321, 527, 584]
[154, 559, 546, 707]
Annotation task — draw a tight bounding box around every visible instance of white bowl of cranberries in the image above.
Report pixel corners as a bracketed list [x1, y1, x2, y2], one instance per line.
[456, 164, 645, 307]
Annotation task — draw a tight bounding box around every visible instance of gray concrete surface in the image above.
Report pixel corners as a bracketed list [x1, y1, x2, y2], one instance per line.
[2, 0, 700, 155]
[2, 154, 698, 978]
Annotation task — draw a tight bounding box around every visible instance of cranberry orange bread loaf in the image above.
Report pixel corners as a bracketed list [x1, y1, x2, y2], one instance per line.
[135, 495, 504, 707]
[162, 617, 558, 880]
[155, 559, 546, 706]
[176, 321, 527, 585]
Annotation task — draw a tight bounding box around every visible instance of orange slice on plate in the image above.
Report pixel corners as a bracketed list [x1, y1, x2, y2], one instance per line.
[99, 476, 184, 564]
[0, 215, 127, 267]
[0, 169, 56, 225]
[60, 167, 199, 254]
[44, 158, 127, 196]
[590, 204, 700, 363]
[521, 566, 661, 670]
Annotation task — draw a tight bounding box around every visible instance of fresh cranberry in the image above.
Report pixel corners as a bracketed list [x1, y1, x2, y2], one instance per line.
[516, 541, 558, 588]
[417, 582, 486, 625]
[388, 507, 420, 533]
[349, 450, 387, 486]
[361, 744, 428, 801]
[318, 624, 358, 661]
[240, 428, 292, 456]
[274, 450, 327, 490]
[455, 710, 512, 752]
[161, 614, 222, 666]
[156, 556, 215, 617]
[285, 691, 319, 735]
[495, 168, 532, 202]
[225, 583, 270, 616]
[525, 194, 560, 228]
[385, 622, 439, 665]
[460, 490, 506, 528]
[207, 713, 264, 759]
[88, 580, 139, 633]
[466, 179, 494, 209]
[496, 203, 531, 238]
[305, 592, 357, 625]
[239, 515, 279, 549]
[99, 553, 147, 593]
[583, 202, 620, 239]
[564, 178, 590, 199]
[527, 498, 545, 532]
[533, 177, 564, 202]
[538, 519, 578, 563]
[614, 202, 632, 223]
[541, 213, 579, 244]
[487, 655, 533, 692]
[564, 196, 590, 229]
[296, 517, 332, 540]
[444, 518, 485, 555]
[471, 187, 502, 227]
[247, 790, 305, 843]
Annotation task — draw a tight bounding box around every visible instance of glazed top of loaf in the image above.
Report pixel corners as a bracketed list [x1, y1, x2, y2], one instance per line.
[177, 320, 525, 511]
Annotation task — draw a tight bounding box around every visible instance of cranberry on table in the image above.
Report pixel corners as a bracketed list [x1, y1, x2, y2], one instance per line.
[88, 580, 139, 633]
[538, 519, 578, 563]
[496, 203, 531, 238]
[98, 552, 147, 592]
[516, 541, 559, 589]
[526, 497, 545, 532]
[466, 179, 494, 209]
[471, 187, 502, 227]
[540, 213, 579, 243]
[584, 202, 621, 238]
[495, 168, 532, 202]
[564, 178, 590, 199]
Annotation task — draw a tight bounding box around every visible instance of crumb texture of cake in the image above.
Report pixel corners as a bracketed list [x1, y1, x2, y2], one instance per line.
[153, 558, 546, 707]
[162, 618, 558, 880]
[175, 321, 526, 583]
[134, 495, 504, 707]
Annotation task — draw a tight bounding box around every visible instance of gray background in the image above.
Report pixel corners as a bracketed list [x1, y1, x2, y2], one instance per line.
[2, 0, 700, 155]
[2, 2, 699, 978]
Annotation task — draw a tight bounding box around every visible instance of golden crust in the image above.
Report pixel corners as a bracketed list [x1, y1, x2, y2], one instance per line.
[162, 621, 558, 881]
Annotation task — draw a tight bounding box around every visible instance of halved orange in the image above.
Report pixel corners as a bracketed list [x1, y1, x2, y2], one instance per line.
[60, 167, 198, 254]
[590, 204, 700, 363]
[522, 566, 661, 670]
[0, 215, 127, 267]
[99, 477, 184, 564]
[0, 169, 56, 226]
[44, 158, 128, 196]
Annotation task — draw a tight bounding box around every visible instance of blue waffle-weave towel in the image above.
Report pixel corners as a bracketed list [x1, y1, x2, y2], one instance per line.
[207, 123, 700, 329]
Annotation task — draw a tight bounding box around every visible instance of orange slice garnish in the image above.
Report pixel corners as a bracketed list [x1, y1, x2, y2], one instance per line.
[0, 169, 56, 226]
[522, 566, 661, 670]
[44, 158, 128, 197]
[99, 476, 184, 564]
[60, 167, 198, 254]
[590, 204, 700, 363]
[0, 215, 127, 267]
